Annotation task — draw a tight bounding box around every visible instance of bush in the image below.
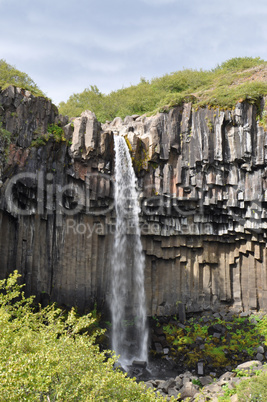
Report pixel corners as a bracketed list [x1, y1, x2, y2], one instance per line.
[0, 59, 44, 97]
[31, 124, 69, 147]
[0, 271, 167, 401]
[213, 56, 265, 72]
[236, 371, 267, 401]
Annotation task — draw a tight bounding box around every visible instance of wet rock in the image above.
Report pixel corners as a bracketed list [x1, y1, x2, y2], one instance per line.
[132, 360, 147, 368]
[154, 343, 163, 354]
[208, 324, 226, 336]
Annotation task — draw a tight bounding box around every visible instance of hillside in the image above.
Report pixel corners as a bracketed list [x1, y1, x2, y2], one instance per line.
[0, 59, 44, 97]
[1, 57, 267, 123]
[58, 57, 267, 122]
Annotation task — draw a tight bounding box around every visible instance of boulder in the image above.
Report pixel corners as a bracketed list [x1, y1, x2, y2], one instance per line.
[179, 383, 199, 399]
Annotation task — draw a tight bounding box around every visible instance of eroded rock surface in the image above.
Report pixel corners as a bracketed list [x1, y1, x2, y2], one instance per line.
[1, 85, 267, 316]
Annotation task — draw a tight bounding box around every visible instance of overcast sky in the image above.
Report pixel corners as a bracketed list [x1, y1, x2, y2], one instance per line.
[0, 0, 267, 105]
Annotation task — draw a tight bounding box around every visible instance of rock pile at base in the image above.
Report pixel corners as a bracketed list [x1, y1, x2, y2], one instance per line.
[145, 360, 266, 401]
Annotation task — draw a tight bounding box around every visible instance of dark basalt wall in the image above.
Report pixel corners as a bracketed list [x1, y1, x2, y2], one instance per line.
[0, 85, 267, 315]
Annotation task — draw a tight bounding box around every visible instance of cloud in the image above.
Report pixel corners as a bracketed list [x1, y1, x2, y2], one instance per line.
[140, 0, 177, 4]
[0, 0, 267, 105]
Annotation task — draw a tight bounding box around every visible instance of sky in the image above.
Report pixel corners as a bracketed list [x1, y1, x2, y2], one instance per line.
[0, 0, 267, 105]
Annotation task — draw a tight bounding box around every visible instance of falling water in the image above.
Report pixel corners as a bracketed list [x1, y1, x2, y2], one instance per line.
[111, 135, 148, 365]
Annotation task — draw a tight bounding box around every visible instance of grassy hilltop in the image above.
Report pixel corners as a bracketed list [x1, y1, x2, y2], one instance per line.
[1, 57, 267, 123]
[0, 59, 44, 97]
[58, 57, 267, 122]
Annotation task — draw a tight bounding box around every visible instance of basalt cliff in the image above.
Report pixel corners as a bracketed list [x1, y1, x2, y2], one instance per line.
[1, 85, 267, 316]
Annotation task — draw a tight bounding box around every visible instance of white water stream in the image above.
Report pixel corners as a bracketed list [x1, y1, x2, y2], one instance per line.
[111, 135, 148, 366]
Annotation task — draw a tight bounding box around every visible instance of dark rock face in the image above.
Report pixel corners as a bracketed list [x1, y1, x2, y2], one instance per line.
[1, 85, 267, 316]
[0, 85, 58, 148]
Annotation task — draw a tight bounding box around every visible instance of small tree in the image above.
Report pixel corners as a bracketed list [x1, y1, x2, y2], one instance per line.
[0, 271, 168, 401]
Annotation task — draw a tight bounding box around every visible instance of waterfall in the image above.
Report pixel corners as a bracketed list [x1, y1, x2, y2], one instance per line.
[111, 135, 148, 365]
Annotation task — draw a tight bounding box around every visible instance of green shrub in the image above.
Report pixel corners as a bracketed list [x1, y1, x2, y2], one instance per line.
[0, 59, 44, 97]
[31, 136, 48, 147]
[0, 271, 168, 401]
[47, 123, 66, 142]
[213, 57, 265, 72]
[236, 371, 267, 401]
[31, 124, 69, 147]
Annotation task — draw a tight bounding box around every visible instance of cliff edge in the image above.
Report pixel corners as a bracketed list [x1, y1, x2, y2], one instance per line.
[0, 84, 267, 315]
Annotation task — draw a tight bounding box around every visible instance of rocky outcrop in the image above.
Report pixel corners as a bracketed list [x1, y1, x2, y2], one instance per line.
[102, 100, 267, 315]
[0, 85, 59, 147]
[0, 85, 267, 316]
[146, 361, 267, 401]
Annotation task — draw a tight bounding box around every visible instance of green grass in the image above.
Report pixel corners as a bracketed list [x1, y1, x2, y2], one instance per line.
[236, 370, 267, 401]
[0, 59, 45, 97]
[58, 57, 267, 122]
[219, 369, 267, 402]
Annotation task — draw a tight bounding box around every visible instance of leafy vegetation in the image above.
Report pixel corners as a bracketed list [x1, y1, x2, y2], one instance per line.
[59, 57, 267, 122]
[218, 368, 267, 402]
[236, 370, 267, 401]
[0, 271, 168, 401]
[31, 123, 71, 147]
[160, 313, 265, 370]
[0, 59, 44, 97]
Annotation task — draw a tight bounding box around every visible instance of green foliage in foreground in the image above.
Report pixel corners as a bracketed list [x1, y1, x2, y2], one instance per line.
[0, 59, 44, 97]
[218, 369, 267, 402]
[236, 370, 267, 401]
[0, 272, 167, 401]
[58, 57, 267, 122]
